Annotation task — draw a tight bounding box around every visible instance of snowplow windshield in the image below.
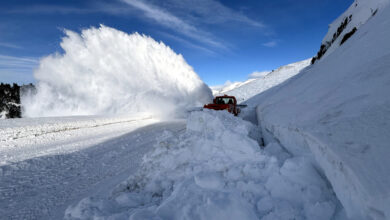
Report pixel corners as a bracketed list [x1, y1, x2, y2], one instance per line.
[216, 97, 235, 104]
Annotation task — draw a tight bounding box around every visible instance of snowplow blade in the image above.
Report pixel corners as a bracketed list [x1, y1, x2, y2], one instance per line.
[236, 104, 248, 108]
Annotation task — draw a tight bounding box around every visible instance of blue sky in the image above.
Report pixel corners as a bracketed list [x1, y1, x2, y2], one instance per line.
[0, 0, 352, 86]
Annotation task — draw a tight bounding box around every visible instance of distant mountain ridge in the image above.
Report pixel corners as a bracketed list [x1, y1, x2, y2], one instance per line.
[211, 59, 311, 102]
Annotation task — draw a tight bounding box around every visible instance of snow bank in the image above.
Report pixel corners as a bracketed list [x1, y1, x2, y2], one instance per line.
[22, 25, 212, 118]
[65, 110, 341, 220]
[253, 2, 390, 219]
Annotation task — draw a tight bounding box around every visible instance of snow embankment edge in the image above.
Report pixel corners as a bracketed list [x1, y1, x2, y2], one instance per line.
[256, 107, 389, 220]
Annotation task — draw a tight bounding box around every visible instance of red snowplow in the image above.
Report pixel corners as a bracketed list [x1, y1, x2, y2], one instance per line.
[204, 95, 245, 116]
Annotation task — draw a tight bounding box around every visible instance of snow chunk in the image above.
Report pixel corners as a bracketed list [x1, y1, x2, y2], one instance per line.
[194, 172, 224, 189]
[22, 25, 212, 118]
[65, 110, 340, 219]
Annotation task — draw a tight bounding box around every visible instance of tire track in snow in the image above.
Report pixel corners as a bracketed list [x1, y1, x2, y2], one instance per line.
[1, 116, 153, 142]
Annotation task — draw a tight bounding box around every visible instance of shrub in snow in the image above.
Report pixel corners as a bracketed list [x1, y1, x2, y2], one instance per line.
[371, 8, 379, 16]
[333, 16, 353, 43]
[311, 15, 352, 64]
[22, 25, 212, 118]
[65, 110, 341, 220]
[340, 27, 357, 45]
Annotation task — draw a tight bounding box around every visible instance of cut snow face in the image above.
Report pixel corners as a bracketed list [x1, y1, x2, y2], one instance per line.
[22, 25, 212, 118]
[65, 110, 342, 220]
[253, 1, 390, 219]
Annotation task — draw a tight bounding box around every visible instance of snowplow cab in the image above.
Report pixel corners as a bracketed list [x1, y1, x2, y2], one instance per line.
[204, 95, 240, 116]
[214, 96, 236, 105]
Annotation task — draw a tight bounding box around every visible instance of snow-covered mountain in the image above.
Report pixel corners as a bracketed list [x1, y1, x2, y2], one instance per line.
[212, 59, 311, 102]
[250, 0, 390, 219]
[312, 0, 389, 63]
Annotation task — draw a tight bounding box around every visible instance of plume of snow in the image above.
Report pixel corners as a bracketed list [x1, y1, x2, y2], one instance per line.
[22, 25, 212, 118]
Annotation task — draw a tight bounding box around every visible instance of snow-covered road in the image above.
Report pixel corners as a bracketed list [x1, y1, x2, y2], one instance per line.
[0, 116, 186, 220]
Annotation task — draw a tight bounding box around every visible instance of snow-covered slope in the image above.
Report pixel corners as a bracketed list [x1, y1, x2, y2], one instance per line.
[212, 59, 310, 102]
[211, 79, 258, 97]
[250, 1, 390, 219]
[312, 0, 390, 63]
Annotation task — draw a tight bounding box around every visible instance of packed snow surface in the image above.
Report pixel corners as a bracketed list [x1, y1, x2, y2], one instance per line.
[212, 59, 310, 102]
[0, 114, 186, 219]
[22, 25, 212, 118]
[251, 1, 390, 219]
[0, 114, 155, 165]
[65, 110, 343, 220]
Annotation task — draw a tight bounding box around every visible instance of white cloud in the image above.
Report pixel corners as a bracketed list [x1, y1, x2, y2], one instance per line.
[121, 0, 226, 49]
[262, 40, 278, 47]
[4, 3, 137, 15]
[0, 42, 22, 49]
[0, 55, 38, 83]
[159, 32, 216, 55]
[4, 0, 263, 29]
[150, 0, 264, 28]
[6, 5, 95, 14]
[4, 0, 265, 52]
[0, 55, 38, 70]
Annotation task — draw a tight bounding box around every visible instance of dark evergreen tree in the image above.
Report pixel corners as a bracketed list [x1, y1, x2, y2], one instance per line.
[0, 83, 35, 119]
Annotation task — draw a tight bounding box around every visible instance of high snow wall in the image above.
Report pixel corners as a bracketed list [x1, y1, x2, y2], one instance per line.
[252, 1, 390, 219]
[22, 25, 212, 118]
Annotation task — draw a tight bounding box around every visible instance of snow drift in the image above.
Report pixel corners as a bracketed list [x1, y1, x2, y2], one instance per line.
[22, 25, 212, 118]
[251, 1, 390, 219]
[65, 110, 342, 220]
